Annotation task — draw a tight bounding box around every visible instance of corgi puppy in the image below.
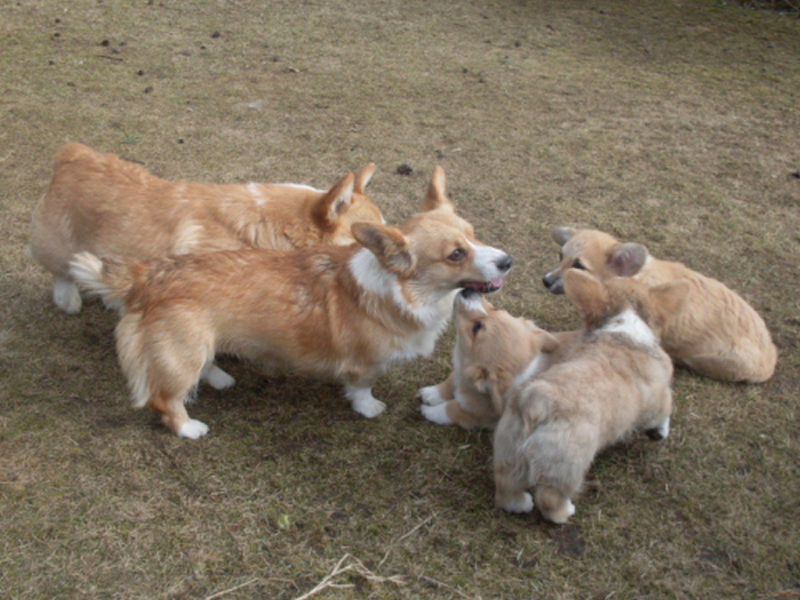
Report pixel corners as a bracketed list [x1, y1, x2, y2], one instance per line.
[31, 142, 384, 315]
[69, 167, 512, 439]
[419, 290, 576, 430]
[492, 269, 689, 524]
[542, 227, 777, 383]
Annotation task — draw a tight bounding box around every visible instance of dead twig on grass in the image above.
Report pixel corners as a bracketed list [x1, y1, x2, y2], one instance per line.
[292, 554, 404, 600]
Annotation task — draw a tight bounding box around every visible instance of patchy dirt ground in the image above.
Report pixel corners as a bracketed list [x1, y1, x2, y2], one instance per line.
[2, 1, 799, 599]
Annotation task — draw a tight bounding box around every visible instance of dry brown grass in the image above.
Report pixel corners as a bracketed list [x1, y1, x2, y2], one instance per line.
[2, 0, 800, 598]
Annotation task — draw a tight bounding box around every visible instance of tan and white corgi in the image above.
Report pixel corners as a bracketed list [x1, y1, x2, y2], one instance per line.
[31, 142, 384, 315]
[419, 290, 575, 430]
[542, 227, 777, 383]
[492, 269, 688, 524]
[69, 167, 512, 439]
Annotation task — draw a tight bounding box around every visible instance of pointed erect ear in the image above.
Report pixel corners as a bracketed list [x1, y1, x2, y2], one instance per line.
[608, 242, 648, 277]
[563, 269, 608, 323]
[420, 165, 453, 212]
[354, 163, 376, 194]
[351, 222, 414, 274]
[314, 172, 356, 228]
[551, 227, 577, 246]
[650, 278, 690, 321]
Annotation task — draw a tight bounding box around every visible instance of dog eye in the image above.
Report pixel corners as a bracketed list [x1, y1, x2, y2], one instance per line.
[448, 248, 467, 262]
[573, 259, 586, 270]
[472, 320, 484, 335]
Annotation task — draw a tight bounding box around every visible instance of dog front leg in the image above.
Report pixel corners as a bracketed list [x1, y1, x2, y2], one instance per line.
[418, 371, 456, 406]
[344, 384, 386, 418]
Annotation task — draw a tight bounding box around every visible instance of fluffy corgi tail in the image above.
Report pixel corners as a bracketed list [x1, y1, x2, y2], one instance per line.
[68, 252, 136, 311]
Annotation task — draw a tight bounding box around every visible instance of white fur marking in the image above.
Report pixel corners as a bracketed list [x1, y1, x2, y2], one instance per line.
[601, 309, 657, 347]
[201, 363, 236, 390]
[276, 183, 322, 193]
[655, 416, 670, 439]
[247, 182, 267, 206]
[454, 291, 487, 314]
[512, 354, 546, 388]
[349, 248, 456, 329]
[421, 402, 452, 425]
[178, 419, 210, 439]
[468, 241, 510, 280]
[505, 492, 534, 513]
[345, 385, 386, 418]
[53, 277, 82, 314]
[419, 385, 446, 406]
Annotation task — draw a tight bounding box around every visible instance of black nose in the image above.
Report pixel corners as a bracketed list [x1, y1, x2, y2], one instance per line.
[543, 276, 552, 289]
[497, 254, 513, 272]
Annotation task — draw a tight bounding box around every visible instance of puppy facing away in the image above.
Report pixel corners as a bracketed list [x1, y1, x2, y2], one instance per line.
[31, 142, 384, 315]
[69, 167, 512, 439]
[542, 227, 777, 383]
[493, 269, 689, 524]
[419, 290, 577, 430]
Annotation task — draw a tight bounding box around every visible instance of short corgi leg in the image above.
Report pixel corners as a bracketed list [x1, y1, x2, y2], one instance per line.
[535, 485, 576, 524]
[646, 416, 670, 441]
[53, 276, 82, 314]
[148, 391, 209, 439]
[418, 372, 456, 406]
[200, 362, 236, 390]
[494, 464, 534, 513]
[345, 385, 386, 418]
[422, 399, 486, 430]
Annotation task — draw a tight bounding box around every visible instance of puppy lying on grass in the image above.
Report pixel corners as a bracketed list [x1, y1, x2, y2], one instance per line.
[543, 227, 777, 383]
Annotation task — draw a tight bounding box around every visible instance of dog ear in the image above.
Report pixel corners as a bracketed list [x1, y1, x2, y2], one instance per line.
[563, 269, 608, 323]
[419, 165, 453, 212]
[466, 366, 510, 414]
[533, 329, 561, 354]
[649, 278, 690, 327]
[608, 242, 648, 277]
[354, 163, 376, 194]
[314, 172, 356, 228]
[351, 222, 415, 274]
[551, 227, 576, 246]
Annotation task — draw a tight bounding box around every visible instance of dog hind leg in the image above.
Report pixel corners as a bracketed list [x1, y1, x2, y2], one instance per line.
[200, 362, 236, 390]
[535, 485, 576, 524]
[148, 390, 209, 439]
[53, 276, 82, 314]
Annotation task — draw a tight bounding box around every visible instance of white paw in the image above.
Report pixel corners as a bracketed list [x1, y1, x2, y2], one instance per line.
[353, 397, 386, 419]
[345, 386, 386, 419]
[421, 402, 452, 425]
[505, 492, 534, 513]
[418, 385, 446, 406]
[201, 363, 236, 390]
[177, 419, 210, 439]
[655, 417, 670, 440]
[567, 500, 576, 517]
[53, 278, 82, 314]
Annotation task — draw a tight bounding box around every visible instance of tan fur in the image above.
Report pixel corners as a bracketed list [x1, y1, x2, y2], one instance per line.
[492, 270, 689, 524]
[419, 292, 577, 430]
[30, 142, 384, 314]
[69, 167, 512, 439]
[543, 227, 777, 383]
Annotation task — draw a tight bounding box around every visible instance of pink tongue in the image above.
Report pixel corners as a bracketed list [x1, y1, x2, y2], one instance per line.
[491, 278, 504, 288]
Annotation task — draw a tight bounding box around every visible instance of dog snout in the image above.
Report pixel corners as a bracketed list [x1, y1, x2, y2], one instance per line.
[543, 271, 565, 294]
[496, 254, 513, 272]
